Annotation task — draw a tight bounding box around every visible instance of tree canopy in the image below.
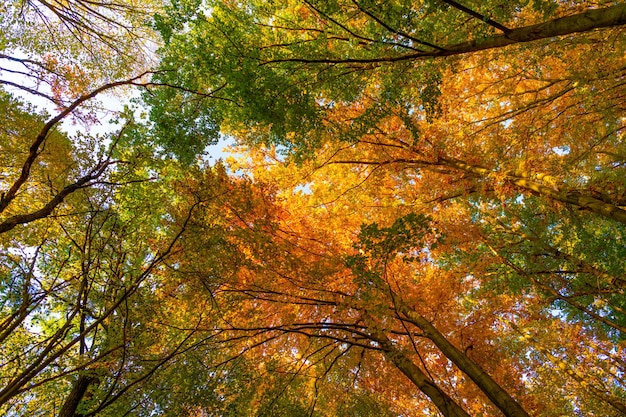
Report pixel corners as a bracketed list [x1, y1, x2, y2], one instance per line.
[1, 0, 625, 416]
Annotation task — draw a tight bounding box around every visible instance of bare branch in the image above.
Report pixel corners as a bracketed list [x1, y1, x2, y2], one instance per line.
[439, 0, 510, 33]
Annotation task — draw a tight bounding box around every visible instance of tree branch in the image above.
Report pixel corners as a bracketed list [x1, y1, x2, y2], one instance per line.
[263, 4, 626, 65]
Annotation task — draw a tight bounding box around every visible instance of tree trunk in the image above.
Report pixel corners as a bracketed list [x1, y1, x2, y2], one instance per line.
[445, 3, 626, 56]
[58, 374, 97, 417]
[372, 330, 471, 417]
[397, 304, 530, 417]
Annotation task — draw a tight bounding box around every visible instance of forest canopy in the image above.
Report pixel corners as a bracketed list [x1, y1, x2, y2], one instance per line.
[1, 1, 625, 416]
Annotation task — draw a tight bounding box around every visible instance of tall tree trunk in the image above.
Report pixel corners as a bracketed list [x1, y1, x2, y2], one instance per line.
[445, 3, 626, 56]
[58, 374, 97, 417]
[372, 330, 472, 417]
[396, 303, 530, 417]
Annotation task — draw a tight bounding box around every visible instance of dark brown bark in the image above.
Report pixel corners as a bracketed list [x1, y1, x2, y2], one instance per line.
[0, 171, 104, 234]
[58, 375, 98, 417]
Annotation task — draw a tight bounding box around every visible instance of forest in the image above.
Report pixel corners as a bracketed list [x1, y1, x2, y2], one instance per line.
[1, 0, 625, 416]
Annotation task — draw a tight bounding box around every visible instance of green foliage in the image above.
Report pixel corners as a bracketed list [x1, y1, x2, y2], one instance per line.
[142, 87, 222, 164]
[347, 213, 432, 294]
[149, 0, 548, 159]
[463, 194, 626, 340]
[153, 0, 204, 45]
[354, 213, 432, 261]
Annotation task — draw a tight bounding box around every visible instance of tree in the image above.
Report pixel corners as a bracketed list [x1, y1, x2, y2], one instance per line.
[0, 133, 189, 415]
[150, 0, 626, 156]
[0, 83, 124, 235]
[143, 0, 626, 409]
[154, 158, 530, 416]
[205, 136, 625, 415]
[0, 1, 239, 415]
[1, 0, 160, 106]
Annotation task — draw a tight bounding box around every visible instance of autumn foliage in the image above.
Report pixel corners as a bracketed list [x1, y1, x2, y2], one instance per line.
[1, 0, 626, 416]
